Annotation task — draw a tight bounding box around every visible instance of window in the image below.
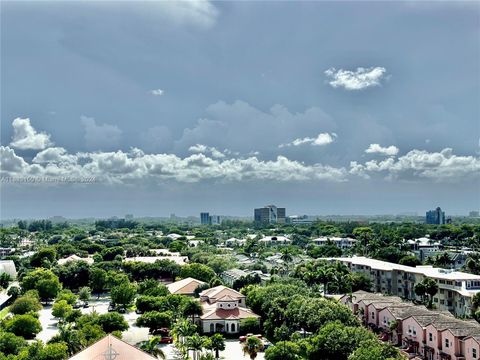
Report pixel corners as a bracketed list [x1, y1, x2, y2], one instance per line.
[429, 333, 433, 342]
[413, 327, 416, 335]
[473, 348, 477, 358]
[445, 339, 449, 348]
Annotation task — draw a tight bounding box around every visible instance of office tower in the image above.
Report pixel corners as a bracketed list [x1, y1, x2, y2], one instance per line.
[254, 205, 286, 224]
[426, 207, 445, 224]
[200, 212, 210, 225]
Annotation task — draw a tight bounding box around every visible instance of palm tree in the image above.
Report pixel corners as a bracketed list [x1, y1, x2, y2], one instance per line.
[51, 325, 83, 356]
[139, 337, 166, 359]
[172, 319, 197, 346]
[242, 336, 263, 360]
[208, 333, 225, 360]
[182, 299, 203, 322]
[186, 334, 205, 360]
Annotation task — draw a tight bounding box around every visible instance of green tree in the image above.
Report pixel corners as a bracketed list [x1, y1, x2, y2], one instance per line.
[399, 255, 421, 267]
[30, 248, 57, 268]
[265, 341, 301, 360]
[206, 333, 225, 360]
[0, 331, 27, 356]
[10, 295, 42, 315]
[0, 272, 12, 289]
[89, 267, 107, 298]
[181, 298, 203, 322]
[97, 312, 129, 333]
[52, 300, 73, 323]
[56, 289, 78, 305]
[239, 317, 261, 334]
[423, 277, 439, 308]
[136, 311, 173, 333]
[180, 263, 216, 282]
[242, 336, 263, 360]
[78, 286, 91, 303]
[39, 342, 69, 360]
[22, 269, 61, 303]
[49, 325, 83, 356]
[110, 282, 136, 310]
[139, 337, 166, 359]
[348, 339, 402, 360]
[186, 334, 206, 360]
[7, 286, 21, 300]
[4, 314, 42, 339]
[172, 319, 197, 345]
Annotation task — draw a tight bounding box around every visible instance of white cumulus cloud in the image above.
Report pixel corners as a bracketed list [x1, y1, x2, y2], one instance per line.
[279, 132, 337, 148]
[150, 89, 164, 96]
[350, 148, 480, 181]
[188, 144, 226, 159]
[9, 118, 53, 150]
[325, 67, 388, 90]
[365, 144, 399, 156]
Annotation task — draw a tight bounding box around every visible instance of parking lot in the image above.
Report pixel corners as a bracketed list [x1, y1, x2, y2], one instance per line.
[37, 295, 149, 344]
[36, 296, 265, 360]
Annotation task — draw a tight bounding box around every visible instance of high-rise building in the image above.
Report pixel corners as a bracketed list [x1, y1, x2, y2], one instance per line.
[426, 207, 445, 224]
[254, 205, 286, 224]
[469, 211, 479, 218]
[200, 212, 222, 225]
[200, 212, 210, 225]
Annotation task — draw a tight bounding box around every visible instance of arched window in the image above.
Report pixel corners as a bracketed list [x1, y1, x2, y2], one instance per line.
[231, 323, 236, 332]
[210, 323, 214, 332]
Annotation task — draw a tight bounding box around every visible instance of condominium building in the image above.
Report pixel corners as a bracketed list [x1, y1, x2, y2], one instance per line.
[327, 256, 480, 317]
[254, 205, 286, 224]
[340, 291, 480, 360]
[426, 207, 446, 225]
[200, 212, 222, 225]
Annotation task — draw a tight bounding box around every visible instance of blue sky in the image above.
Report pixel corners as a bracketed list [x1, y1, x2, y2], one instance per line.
[1, 1, 479, 218]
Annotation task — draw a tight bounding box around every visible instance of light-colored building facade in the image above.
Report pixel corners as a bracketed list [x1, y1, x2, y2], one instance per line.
[329, 256, 480, 316]
[312, 236, 357, 249]
[199, 285, 259, 334]
[342, 291, 480, 360]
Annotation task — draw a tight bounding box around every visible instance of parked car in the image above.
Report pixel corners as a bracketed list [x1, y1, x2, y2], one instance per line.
[239, 334, 263, 342]
[262, 341, 272, 351]
[108, 303, 116, 312]
[83, 302, 89, 308]
[73, 301, 83, 309]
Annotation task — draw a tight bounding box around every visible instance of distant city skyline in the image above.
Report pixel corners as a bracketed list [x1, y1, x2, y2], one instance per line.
[1, 1, 479, 218]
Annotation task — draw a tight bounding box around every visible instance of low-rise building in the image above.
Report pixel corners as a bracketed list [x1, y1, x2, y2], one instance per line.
[342, 291, 480, 360]
[199, 285, 259, 334]
[329, 256, 480, 316]
[311, 236, 357, 249]
[0, 260, 17, 279]
[167, 277, 205, 296]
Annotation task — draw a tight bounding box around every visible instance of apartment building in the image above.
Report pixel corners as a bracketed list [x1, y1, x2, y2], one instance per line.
[311, 236, 357, 249]
[329, 256, 480, 316]
[341, 291, 480, 360]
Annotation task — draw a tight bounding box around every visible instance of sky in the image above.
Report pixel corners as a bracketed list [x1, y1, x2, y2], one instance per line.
[1, 0, 479, 219]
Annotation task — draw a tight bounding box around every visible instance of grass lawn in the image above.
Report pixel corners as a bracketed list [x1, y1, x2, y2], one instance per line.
[0, 306, 10, 319]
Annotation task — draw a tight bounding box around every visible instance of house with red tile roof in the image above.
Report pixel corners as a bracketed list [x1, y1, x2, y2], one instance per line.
[199, 285, 259, 334]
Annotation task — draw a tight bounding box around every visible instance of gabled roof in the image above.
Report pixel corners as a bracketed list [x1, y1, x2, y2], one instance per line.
[69, 334, 156, 360]
[217, 295, 237, 302]
[167, 277, 205, 295]
[200, 286, 245, 301]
